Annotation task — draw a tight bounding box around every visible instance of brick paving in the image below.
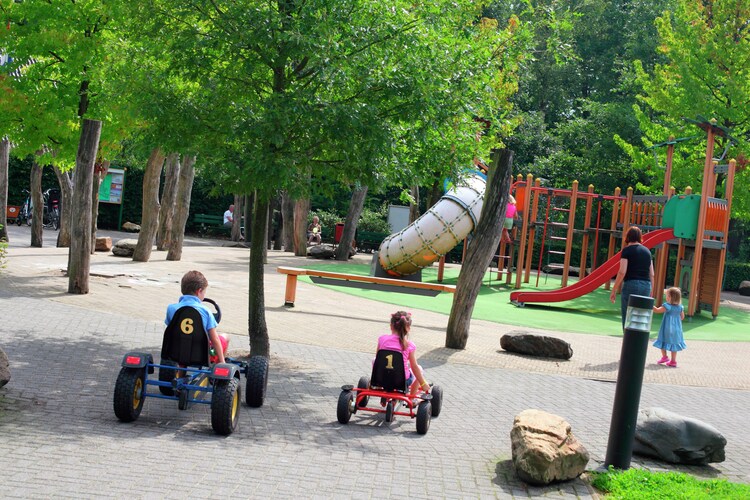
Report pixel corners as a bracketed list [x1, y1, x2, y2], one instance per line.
[1, 225, 749, 498]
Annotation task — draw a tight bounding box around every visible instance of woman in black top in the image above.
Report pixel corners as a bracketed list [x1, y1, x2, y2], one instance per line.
[610, 226, 654, 329]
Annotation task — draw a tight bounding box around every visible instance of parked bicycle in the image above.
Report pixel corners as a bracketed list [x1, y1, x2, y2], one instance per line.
[16, 188, 60, 230]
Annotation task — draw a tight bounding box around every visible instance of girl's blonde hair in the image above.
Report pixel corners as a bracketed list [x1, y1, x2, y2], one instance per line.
[665, 287, 682, 305]
[390, 311, 412, 350]
[508, 194, 516, 204]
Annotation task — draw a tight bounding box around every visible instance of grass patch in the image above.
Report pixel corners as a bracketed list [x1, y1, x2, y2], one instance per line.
[590, 468, 750, 499]
[299, 262, 750, 341]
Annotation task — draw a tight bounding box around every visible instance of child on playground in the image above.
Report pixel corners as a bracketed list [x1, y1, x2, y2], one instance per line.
[165, 270, 228, 364]
[502, 195, 517, 244]
[652, 286, 686, 368]
[377, 311, 430, 398]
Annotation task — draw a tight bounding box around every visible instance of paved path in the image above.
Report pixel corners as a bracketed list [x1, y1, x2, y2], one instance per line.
[1, 225, 749, 498]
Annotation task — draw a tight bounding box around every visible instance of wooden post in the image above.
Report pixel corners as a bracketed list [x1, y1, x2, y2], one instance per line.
[655, 147, 676, 306]
[711, 159, 736, 316]
[579, 184, 594, 279]
[437, 255, 445, 283]
[605, 187, 622, 291]
[561, 180, 578, 287]
[514, 173, 533, 289]
[68, 119, 102, 294]
[673, 187, 691, 288]
[523, 178, 541, 284]
[284, 274, 299, 306]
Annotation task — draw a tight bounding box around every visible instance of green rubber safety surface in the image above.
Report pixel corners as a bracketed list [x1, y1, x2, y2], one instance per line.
[299, 263, 750, 342]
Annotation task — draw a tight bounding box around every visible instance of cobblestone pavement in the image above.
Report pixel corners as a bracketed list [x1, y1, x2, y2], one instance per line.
[1, 225, 749, 498]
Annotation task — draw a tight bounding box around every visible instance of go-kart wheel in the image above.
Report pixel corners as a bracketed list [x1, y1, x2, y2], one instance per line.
[113, 367, 146, 422]
[245, 355, 269, 408]
[336, 390, 354, 424]
[430, 385, 443, 417]
[158, 359, 178, 396]
[356, 376, 370, 408]
[385, 401, 395, 423]
[178, 389, 189, 410]
[211, 377, 241, 436]
[416, 401, 432, 435]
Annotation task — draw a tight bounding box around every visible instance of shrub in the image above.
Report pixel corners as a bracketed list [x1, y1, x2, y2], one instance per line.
[358, 205, 390, 233]
[723, 261, 750, 291]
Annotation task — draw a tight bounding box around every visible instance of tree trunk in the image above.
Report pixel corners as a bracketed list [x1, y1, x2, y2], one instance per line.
[335, 185, 368, 261]
[281, 191, 294, 252]
[409, 184, 420, 223]
[30, 160, 43, 248]
[133, 147, 166, 262]
[293, 198, 310, 256]
[445, 149, 513, 349]
[266, 195, 277, 250]
[243, 193, 253, 242]
[53, 167, 73, 247]
[231, 193, 243, 242]
[167, 155, 196, 261]
[156, 153, 181, 251]
[272, 194, 282, 250]
[248, 194, 270, 357]
[90, 160, 109, 254]
[67, 119, 102, 294]
[0, 138, 9, 242]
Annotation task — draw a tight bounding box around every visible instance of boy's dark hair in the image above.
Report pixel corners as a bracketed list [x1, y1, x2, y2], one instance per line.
[625, 226, 643, 244]
[181, 270, 208, 295]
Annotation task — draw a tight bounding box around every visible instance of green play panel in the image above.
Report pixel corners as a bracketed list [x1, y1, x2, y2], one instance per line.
[299, 263, 750, 342]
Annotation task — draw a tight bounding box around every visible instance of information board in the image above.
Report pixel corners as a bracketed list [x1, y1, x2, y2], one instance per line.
[99, 168, 125, 204]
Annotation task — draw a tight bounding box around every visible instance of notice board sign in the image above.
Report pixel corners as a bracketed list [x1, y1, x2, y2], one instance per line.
[99, 168, 125, 204]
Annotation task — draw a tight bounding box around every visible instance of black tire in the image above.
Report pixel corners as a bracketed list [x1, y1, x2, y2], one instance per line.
[385, 401, 395, 423]
[416, 401, 432, 435]
[113, 367, 146, 422]
[26, 215, 31, 226]
[245, 355, 268, 408]
[158, 359, 178, 396]
[211, 377, 241, 436]
[52, 209, 59, 231]
[356, 376, 370, 408]
[430, 385, 443, 417]
[337, 390, 354, 424]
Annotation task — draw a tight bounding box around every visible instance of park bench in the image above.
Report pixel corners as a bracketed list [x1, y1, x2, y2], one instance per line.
[277, 266, 456, 307]
[193, 213, 244, 237]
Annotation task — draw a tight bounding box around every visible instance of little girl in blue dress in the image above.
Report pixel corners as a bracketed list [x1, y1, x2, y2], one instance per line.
[652, 287, 686, 367]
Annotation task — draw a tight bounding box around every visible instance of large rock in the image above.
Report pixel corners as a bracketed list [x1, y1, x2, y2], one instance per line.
[0, 347, 10, 388]
[510, 409, 589, 485]
[633, 407, 726, 465]
[95, 236, 112, 252]
[112, 238, 138, 257]
[739, 281, 750, 297]
[308, 244, 335, 259]
[500, 332, 573, 360]
[121, 221, 141, 233]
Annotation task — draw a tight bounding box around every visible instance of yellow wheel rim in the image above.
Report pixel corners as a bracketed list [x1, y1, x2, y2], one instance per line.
[231, 387, 239, 421]
[132, 378, 143, 409]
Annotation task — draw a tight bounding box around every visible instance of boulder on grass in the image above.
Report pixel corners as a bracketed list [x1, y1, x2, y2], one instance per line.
[0, 347, 10, 388]
[112, 238, 138, 257]
[95, 236, 112, 252]
[739, 281, 750, 297]
[633, 407, 726, 465]
[121, 221, 141, 233]
[500, 332, 573, 360]
[510, 409, 589, 485]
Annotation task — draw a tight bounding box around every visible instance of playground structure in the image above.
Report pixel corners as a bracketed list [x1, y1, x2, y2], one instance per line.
[507, 120, 737, 318]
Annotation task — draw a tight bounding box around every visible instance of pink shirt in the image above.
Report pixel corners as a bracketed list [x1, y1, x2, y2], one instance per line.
[377, 334, 415, 378]
[506, 203, 517, 218]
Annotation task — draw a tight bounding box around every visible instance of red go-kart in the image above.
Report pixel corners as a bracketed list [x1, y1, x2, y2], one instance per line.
[337, 349, 443, 434]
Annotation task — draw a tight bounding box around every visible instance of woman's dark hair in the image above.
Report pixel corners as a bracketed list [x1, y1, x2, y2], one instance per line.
[625, 226, 643, 244]
[390, 311, 412, 350]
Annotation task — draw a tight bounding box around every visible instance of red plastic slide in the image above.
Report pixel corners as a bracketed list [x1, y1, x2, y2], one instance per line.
[509, 228, 675, 306]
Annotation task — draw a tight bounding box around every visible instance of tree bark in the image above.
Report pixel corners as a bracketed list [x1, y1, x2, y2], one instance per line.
[30, 160, 44, 248]
[0, 138, 9, 242]
[335, 185, 368, 261]
[248, 193, 270, 357]
[231, 193, 243, 242]
[67, 119, 102, 294]
[445, 148, 513, 349]
[272, 194, 282, 250]
[156, 153, 180, 251]
[167, 155, 196, 261]
[266, 195, 277, 250]
[293, 197, 310, 256]
[90, 160, 109, 254]
[243, 193, 253, 242]
[281, 191, 294, 252]
[409, 184, 420, 223]
[133, 147, 166, 262]
[53, 167, 73, 247]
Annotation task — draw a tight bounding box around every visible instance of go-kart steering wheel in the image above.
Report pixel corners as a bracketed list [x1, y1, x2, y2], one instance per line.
[202, 297, 222, 324]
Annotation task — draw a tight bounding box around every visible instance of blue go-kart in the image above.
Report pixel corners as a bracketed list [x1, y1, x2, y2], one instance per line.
[113, 298, 269, 435]
[337, 350, 443, 434]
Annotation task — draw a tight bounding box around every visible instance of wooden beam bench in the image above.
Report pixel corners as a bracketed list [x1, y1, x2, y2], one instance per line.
[277, 266, 456, 307]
